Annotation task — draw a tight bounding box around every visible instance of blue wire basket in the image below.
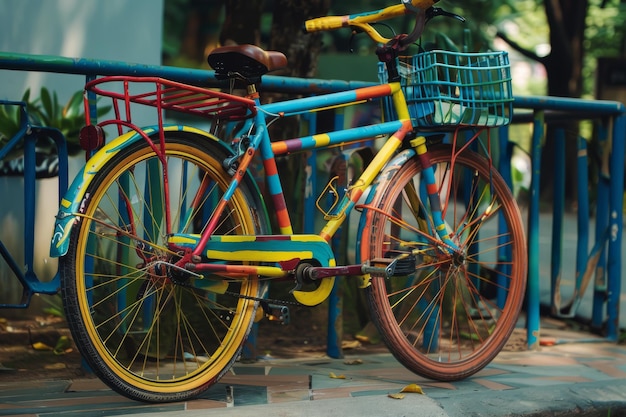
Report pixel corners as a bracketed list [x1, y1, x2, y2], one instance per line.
[379, 50, 513, 129]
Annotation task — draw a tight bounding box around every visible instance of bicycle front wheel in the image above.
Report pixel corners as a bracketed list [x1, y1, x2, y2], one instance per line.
[361, 144, 526, 381]
[60, 131, 268, 402]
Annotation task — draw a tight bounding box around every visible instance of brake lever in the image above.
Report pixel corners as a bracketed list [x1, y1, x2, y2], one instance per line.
[426, 7, 466, 23]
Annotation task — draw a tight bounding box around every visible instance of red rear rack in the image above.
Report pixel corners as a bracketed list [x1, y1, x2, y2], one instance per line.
[85, 76, 256, 122]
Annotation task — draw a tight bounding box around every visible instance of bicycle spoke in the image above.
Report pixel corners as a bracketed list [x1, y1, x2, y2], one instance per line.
[363, 145, 526, 381]
[61, 133, 268, 401]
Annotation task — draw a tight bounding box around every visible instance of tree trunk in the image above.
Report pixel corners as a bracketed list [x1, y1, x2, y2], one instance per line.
[544, 0, 588, 98]
[539, 0, 589, 207]
[269, 0, 330, 78]
[220, 0, 265, 46]
[173, 1, 224, 65]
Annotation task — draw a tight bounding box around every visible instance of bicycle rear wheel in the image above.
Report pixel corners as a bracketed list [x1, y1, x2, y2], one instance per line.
[60, 131, 268, 402]
[361, 143, 526, 381]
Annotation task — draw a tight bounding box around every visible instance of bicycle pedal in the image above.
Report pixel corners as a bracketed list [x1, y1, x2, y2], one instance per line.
[261, 302, 290, 325]
[391, 254, 417, 276]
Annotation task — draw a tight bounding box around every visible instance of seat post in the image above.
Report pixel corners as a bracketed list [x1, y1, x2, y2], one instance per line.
[246, 83, 259, 99]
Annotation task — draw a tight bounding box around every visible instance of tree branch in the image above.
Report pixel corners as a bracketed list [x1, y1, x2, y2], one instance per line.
[496, 31, 545, 64]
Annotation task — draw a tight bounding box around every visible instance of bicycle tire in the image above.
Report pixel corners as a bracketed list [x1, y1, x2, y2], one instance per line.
[60, 131, 269, 402]
[361, 143, 526, 381]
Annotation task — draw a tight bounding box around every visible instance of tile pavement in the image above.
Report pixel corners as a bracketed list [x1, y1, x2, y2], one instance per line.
[2, 323, 626, 416]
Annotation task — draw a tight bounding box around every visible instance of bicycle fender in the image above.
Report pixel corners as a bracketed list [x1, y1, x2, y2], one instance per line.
[378, 148, 416, 180]
[49, 125, 224, 258]
[355, 148, 416, 260]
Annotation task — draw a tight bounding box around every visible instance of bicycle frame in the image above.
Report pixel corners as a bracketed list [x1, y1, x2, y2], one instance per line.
[50, 73, 474, 307]
[198, 83, 413, 246]
[186, 82, 421, 306]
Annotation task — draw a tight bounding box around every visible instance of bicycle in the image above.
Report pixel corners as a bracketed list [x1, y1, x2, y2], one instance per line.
[49, 0, 526, 403]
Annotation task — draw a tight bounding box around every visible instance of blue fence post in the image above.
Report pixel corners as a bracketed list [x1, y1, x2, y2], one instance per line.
[327, 163, 345, 359]
[22, 128, 37, 289]
[527, 110, 545, 349]
[327, 110, 346, 360]
[497, 126, 513, 187]
[592, 121, 609, 330]
[574, 136, 590, 315]
[550, 128, 565, 315]
[497, 126, 514, 309]
[606, 113, 625, 340]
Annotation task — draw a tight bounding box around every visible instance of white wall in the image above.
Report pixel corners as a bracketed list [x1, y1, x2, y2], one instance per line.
[0, 0, 163, 313]
[1, 0, 164, 101]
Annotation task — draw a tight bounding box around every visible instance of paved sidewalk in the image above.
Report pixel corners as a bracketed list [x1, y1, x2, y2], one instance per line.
[2, 320, 626, 417]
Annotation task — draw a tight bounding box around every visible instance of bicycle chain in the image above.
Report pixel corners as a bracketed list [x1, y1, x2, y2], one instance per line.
[224, 290, 302, 307]
[168, 266, 301, 307]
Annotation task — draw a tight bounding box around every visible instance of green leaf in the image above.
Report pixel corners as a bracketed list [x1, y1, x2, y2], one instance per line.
[0, 104, 21, 139]
[52, 90, 60, 121]
[63, 90, 84, 119]
[40, 87, 54, 125]
[0, 105, 12, 126]
[2, 87, 88, 156]
[21, 88, 31, 103]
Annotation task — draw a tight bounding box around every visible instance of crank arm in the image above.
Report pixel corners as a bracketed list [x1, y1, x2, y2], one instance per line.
[302, 254, 416, 280]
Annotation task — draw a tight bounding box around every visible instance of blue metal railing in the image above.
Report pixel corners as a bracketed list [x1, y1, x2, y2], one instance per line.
[0, 52, 372, 93]
[508, 98, 625, 347]
[0, 100, 68, 308]
[0, 51, 624, 354]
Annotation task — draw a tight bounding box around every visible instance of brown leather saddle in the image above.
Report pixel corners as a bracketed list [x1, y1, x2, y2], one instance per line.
[208, 44, 288, 85]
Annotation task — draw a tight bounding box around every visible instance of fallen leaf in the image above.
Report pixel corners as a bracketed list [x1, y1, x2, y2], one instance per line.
[341, 340, 362, 349]
[53, 336, 72, 355]
[329, 372, 346, 379]
[388, 393, 405, 399]
[400, 383, 424, 394]
[32, 342, 53, 351]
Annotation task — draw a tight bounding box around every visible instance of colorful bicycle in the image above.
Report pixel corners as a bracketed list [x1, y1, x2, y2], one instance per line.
[50, 0, 526, 402]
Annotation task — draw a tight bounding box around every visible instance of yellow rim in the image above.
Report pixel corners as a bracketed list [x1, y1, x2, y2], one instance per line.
[73, 140, 258, 393]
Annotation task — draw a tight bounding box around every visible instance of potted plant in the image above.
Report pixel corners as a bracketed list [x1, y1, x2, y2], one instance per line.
[0, 87, 109, 178]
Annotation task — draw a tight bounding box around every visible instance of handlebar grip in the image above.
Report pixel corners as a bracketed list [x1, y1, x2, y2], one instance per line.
[304, 16, 347, 33]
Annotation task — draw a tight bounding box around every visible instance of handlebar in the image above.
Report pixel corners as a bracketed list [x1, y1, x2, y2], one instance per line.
[304, 0, 438, 47]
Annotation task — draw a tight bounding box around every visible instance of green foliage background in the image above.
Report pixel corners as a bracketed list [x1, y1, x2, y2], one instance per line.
[163, 0, 626, 97]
